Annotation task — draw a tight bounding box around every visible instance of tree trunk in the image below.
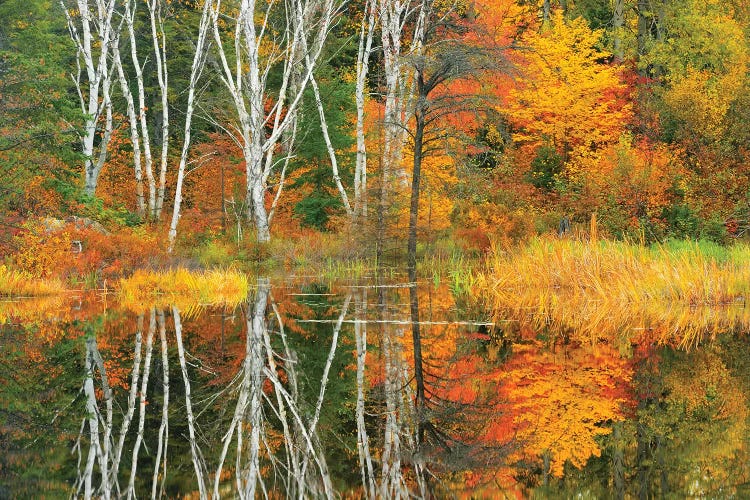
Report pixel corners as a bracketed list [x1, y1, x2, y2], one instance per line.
[637, 0, 653, 73]
[249, 171, 271, 243]
[126, 312, 155, 500]
[167, 0, 211, 252]
[613, 422, 625, 500]
[150, 0, 170, 220]
[112, 43, 146, 216]
[62, 0, 117, 197]
[613, 0, 625, 63]
[408, 71, 427, 448]
[354, 0, 376, 219]
[152, 310, 169, 499]
[174, 306, 208, 498]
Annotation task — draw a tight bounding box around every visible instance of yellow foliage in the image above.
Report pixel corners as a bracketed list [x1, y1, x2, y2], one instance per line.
[661, 348, 749, 487]
[118, 268, 249, 312]
[503, 11, 631, 177]
[399, 147, 458, 232]
[494, 342, 631, 477]
[663, 68, 745, 140]
[11, 223, 75, 279]
[645, 0, 749, 141]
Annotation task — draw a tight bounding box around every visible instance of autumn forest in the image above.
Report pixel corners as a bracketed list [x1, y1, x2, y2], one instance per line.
[2, 0, 750, 498]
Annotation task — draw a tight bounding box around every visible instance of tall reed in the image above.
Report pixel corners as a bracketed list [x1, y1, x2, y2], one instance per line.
[118, 268, 249, 311]
[0, 265, 65, 297]
[477, 237, 750, 347]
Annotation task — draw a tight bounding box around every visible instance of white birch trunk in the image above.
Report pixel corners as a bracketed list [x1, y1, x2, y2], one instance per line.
[211, 0, 342, 242]
[122, 0, 157, 216]
[307, 67, 353, 217]
[241, 277, 269, 499]
[126, 311, 155, 499]
[152, 310, 170, 500]
[297, 293, 351, 496]
[167, 0, 212, 251]
[82, 338, 103, 500]
[89, 336, 114, 500]
[112, 40, 146, 216]
[613, 0, 625, 63]
[354, 0, 377, 218]
[354, 289, 376, 498]
[174, 306, 208, 498]
[148, 0, 170, 219]
[109, 313, 145, 491]
[379, 0, 409, 194]
[62, 0, 118, 196]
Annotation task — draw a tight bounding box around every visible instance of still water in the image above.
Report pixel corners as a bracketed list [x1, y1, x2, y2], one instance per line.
[1, 274, 749, 498]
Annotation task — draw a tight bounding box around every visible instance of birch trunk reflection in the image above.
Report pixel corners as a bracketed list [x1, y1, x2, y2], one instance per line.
[212, 278, 269, 499]
[241, 278, 267, 499]
[126, 310, 155, 499]
[355, 288, 376, 498]
[67, 278, 418, 498]
[152, 310, 169, 499]
[78, 336, 103, 500]
[378, 280, 413, 499]
[111, 313, 145, 495]
[174, 305, 208, 498]
[212, 278, 349, 497]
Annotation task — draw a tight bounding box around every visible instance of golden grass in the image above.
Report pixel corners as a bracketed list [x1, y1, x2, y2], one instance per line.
[118, 268, 249, 311]
[0, 265, 65, 297]
[476, 237, 750, 347]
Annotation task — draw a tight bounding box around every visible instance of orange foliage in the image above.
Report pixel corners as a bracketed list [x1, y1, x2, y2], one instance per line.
[179, 133, 247, 240]
[11, 222, 76, 278]
[96, 117, 139, 212]
[486, 342, 633, 478]
[580, 135, 683, 229]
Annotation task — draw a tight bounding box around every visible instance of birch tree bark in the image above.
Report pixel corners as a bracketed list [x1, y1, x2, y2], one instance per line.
[148, 0, 170, 219]
[61, 0, 118, 196]
[152, 309, 170, 500]
[109, 313, 145, 491]
[376, 0, 426, 263]
[126, 311, 155, 499]
[174, 305, 208, 498]
[167, 0, 212, 251]
[112, 41, 146, 215]
[354, 0, 377, 219]
[613, 0, 625, 63]
[121, 0, 158, 216]
[354, 288, 376, 498]
[210, 0, 343, 242]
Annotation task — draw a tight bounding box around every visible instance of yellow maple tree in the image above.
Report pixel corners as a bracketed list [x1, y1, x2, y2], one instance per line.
[503, 11, 632, 181]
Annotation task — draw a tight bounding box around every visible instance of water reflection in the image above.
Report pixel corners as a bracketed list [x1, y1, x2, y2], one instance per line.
[1, 276, 749, 498]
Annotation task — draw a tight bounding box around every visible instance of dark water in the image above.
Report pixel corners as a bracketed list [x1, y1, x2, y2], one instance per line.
[1, 274, 749, 498]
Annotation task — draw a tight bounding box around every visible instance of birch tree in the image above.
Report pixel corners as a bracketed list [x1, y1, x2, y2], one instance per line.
[148, 0, 171, 219]
[112, 39, 146, 215]
[301, 0, 377, 221]
[115, 0, 160, 218]
[61, 0, 118, 196]
[166, 0, 213, 251]
[353, 0, 377, 218]
[376, 0, 426, 262]
[210, 0, 343, 242]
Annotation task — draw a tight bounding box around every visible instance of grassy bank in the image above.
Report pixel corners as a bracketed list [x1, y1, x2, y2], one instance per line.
[118, 268, 249, 310]
[0, 265, 64, 297]
[476, 238, 750, 347]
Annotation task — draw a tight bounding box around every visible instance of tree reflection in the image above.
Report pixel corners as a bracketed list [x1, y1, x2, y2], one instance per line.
[3, 279, 750, 498]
